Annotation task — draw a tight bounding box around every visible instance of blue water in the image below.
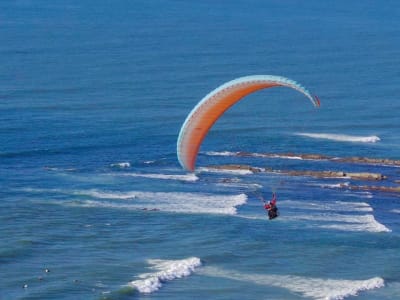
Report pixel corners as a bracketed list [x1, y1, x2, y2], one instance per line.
[1, 1, 400, 299]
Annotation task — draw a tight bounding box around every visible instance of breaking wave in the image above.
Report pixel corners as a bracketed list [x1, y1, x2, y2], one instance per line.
[296, 133, 381, 143]
[206, 151, 238, 157]
[280, 200, 390, 233]
[129, 257, 201, 294]
[65, 190, 247, 215]
[198, 167, 253, 175]
[119, 172, 199, 182]
[201, 266, 384, 300]
[110, 162, 131, 168]
[280, 200, 373, 212]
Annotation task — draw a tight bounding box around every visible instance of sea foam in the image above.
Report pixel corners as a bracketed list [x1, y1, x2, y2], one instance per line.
[120, 172, 199, 182]
[279, 200, 390, 232]
[202, 267, 384, 300]
[296, 133, 381, 143]
[110, 162, 131, 168]
[129, 257, 201, 293]
[198, 167, 253, 175]
[69, 190, 247, 215]
[205, 151, 238, 156]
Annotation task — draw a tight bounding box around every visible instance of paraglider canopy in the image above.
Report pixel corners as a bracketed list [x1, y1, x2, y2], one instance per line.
[177, 75, 320, 172]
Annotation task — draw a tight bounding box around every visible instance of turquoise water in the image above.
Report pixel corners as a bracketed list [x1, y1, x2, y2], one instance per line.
[1, 1, 400, 299]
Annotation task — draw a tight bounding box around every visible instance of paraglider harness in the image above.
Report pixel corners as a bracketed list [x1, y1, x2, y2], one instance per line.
[267, 203, 279, 220]
[261, 193, 279, 220]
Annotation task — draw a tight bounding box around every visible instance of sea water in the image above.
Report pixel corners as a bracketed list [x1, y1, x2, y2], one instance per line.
[1, 1, 400, 299]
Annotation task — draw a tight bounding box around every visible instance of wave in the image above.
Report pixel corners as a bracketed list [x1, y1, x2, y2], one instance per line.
[390, 209, 400, 214]
[120, 172, 199, 182]
[201, 266, 384, 300]
[309, 182, 374, 198]
[65, 190, 247, 215]
[206, 151, 305, 160]
[275, 200, 390, 232]
[217, 182, 263, 189]
[110, 162, 131, 168]
[26, 187, 389, 232]
[77, 190, 137, 199]
[206, 151, 238, 157]
[279, 200, 373, 212]
[290, 213, 390, 233]
[128, 257, 201, 294]
[296, 133, 381, 143]
[198, 167, 253, 175]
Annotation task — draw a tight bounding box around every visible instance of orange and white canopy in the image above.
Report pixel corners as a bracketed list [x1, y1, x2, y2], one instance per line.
[177, 75, 320, 172]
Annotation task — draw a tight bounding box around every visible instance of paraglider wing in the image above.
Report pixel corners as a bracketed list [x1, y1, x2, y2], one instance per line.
[177, 75, 319, 172]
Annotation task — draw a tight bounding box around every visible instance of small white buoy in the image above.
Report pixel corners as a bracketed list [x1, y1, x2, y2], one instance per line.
[45, 268, 50, 273]
[23, 284, 28, 289]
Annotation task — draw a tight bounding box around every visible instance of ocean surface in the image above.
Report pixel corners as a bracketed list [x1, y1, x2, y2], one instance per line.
[1, 1, 400, 299]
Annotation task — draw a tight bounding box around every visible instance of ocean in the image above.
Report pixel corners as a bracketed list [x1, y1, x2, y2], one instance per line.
[1, 0, 400, 299]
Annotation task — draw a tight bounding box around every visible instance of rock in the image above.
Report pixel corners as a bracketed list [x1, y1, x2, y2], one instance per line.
[345, 172, 387, 180]
[346, 185, 400, 193]
[233, 151, 400, 166]
[208, 164, 262, 173]
[207, 165, 386, 181]
[281, 170, 385, 181]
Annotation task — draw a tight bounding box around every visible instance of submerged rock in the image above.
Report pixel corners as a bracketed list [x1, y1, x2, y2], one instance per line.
[234, 151, 400, 166]
[206, 162, 400, 193]
[346, 185, 400, 193]
[208, 165, 386, 181]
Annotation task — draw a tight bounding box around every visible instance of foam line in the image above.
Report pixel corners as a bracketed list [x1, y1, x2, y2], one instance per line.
[68, 190, 247, 215]
[128, 257, 201, 294]
[290, 214, 391, 233]
[198, 167, 253, 175]
[110, 162, 131, 168]
[206, 151, 238, 156]
[78, 190, 137, 199]
[201, 267, 384, 300]
[279, 200, 373, 212]
[121, 172, 199, 182]
[296, 133, 381, 143]
[274, 200, 390, 232]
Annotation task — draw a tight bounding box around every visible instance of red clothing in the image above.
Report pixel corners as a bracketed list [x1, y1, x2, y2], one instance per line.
[270, 193, 277, 205]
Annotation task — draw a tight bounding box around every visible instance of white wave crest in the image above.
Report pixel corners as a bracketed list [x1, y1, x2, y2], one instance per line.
[279, 200, 390, 232]
[77, 190, 137, 199]
[280, 200, 373, 212]
[129, 257, 201, 294]
[110, 162, 131, 168]
[205, 151, 238, 156]
[292, 214, 390, 233]
[391, 209, 400, 214]
[198, 167, 253, 175]
[201, 267, 384, 300]
[121, 172, 198, 182]
[296, 133, 381, 143]
[217, 182, 263, 189]
[69, 190, 247, 215]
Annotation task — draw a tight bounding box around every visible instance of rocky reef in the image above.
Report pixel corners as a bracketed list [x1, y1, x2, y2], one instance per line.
[235, 151, 400, 166]
[208, 164, 387, 181]
[206, 151, 400, 194]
